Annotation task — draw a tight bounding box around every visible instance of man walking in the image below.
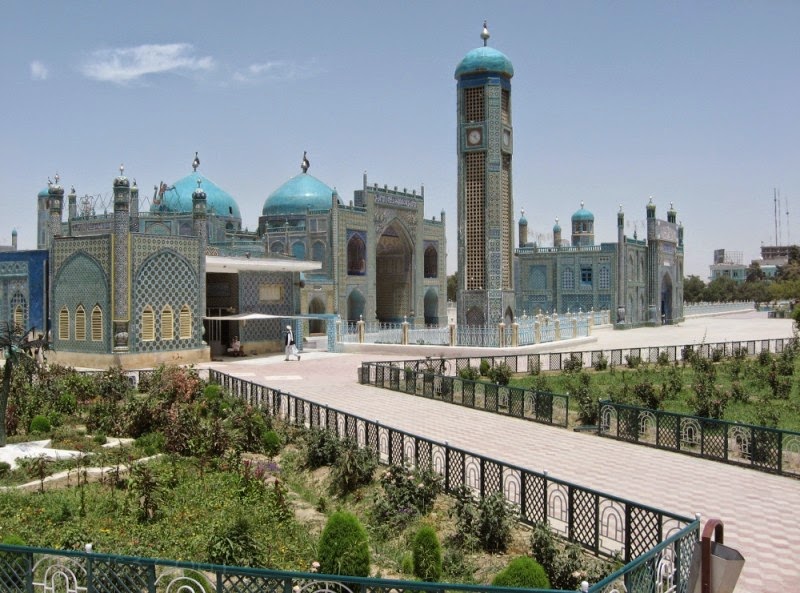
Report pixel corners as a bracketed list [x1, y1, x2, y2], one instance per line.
[284, 325, 300, 361]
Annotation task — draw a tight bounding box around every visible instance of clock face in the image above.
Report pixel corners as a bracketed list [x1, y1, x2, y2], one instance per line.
[467, 128, 482, 146]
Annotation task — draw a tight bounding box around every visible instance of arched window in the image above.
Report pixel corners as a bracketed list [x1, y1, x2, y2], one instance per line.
[312, 241, 325, 263]
[270, 241, 284, 255]
[347, 234, 366, 275]
[424, 245, 438, 278]
[13, 305, 24, 330]
[292, 241, 306, 260]
[161, 305, 174, 340]
[59, 307, 69, 340]
[75, 305, 86, 341]
[11, 293, 27, 330]
[179, 305, 192, 339]
[91, 305, 103, 341]
[142, 306, 155, 341]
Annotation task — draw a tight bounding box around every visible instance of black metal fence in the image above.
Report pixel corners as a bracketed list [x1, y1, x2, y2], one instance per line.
[599, 400, 800, 478]
[367, 337, 796, 375]
[360, 361, 569, 427]
[209, 369, 698, 591]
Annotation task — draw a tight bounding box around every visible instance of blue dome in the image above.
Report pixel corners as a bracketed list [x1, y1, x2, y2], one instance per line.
[151, 172, 240, 219]
[262, 173, 336, 216]
[572, 206, 594, 222]
[455, 46, 514, 79]
[553, 221, 562, 233]
[38, 188, 49, 198]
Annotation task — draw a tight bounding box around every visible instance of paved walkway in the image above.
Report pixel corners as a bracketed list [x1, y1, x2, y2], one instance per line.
[204, 311, 798, 592]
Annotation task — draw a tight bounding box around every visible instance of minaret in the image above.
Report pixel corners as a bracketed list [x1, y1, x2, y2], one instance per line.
[646, 198, 658, 324]
[130, 179, 140, 232]
[553, 218, 562, 248]
[518, 209, 528, 247]
[37, 182, 50, 249]
[192, 177, 208, 343]
[11, 229, 17, 251]
[455, 22, 515, 325]
[67, 186, 77, 231]
[616, 205, 625, 324]
[113, 164, 131, 350]
[48, 174, 64, 245]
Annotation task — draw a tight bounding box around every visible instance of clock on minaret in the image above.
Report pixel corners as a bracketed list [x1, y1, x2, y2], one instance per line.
[466, 128, 482, 147]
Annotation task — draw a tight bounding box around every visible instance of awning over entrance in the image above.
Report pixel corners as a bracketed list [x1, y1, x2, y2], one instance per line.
[205, 256, 320, 274]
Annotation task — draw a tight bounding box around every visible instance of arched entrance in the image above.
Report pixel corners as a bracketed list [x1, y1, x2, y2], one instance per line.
[347, 289, 365, 322]
[660, 273, 673, 324]
[308, 296, 326, 334]
[423, 288, 438, 326]
[376, 220, 412, 323]
[504, 306, 514, 326]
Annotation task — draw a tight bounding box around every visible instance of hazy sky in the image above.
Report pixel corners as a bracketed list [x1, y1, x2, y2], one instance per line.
[2, 1, 798, 279]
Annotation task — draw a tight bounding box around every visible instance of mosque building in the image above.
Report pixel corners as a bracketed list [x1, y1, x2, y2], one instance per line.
[2, 147, 446, 367]
[454, 23, 685, 326]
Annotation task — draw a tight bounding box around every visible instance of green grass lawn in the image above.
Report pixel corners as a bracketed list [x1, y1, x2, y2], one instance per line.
[510, 350, 800, 431]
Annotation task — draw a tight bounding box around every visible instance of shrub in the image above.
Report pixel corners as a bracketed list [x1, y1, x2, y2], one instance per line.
[563, 354, 583, 373]
[329, 439, 377, 496]
[528, 357, 541, 375]
[656, 351, 671, 367]
[625, 354, 641, 369]
[412, 525, 443, 582]
[92, 432, 107, 445]
[593, 353, 608, 371]
[633, 378, 662, 410]
[135, 432, 166, 456]
[262, 430, 282, 458]
[207, 514, 261, 567]
[29, 414, 51, 434]
[304, 429, 341, 469]
[449, 486, 515, 553]
[372, 464, 442, 528]
[0, 461, 10, 477]
[479, 359, 491, 377]
[568, 372, 596, 425]
[757, 349, 773, 367]
[317, 511, 370, 577]
[458, 365, 480, 381]
[487, 362, 512, 386]
[492, 556, 550, 589]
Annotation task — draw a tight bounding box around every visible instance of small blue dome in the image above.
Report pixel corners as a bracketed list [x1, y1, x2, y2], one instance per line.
[152, 172, 241, 219]
[572, 205, 594, 222]
[38, 188, 49, 198]
[553, 221, 562, 233]
[455, 46, 514, 79]
[262, 173, 336, 217]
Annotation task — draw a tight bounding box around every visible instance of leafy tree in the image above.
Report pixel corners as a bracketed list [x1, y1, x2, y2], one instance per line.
[317, 511, 371, 577]
[703, 276, 738, 302]
[447, 273, 458, 302]
[0, 322, 47, 447]
[746, 261, 766, 283]
[683, 275, 706, 303]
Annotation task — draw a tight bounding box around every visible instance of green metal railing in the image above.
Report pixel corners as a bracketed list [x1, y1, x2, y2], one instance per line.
[599, 400, 800, 478]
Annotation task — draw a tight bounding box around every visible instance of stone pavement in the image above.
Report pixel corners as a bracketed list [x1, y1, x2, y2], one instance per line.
[204, 311, 798, 592]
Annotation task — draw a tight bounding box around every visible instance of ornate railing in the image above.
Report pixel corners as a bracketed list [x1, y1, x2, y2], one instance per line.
[598, 400, 800, 478]
[360, 361, 569, 428]
[208, 370, 697, 577]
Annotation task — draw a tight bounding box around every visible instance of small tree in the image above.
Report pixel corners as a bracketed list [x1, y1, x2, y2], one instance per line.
[492, 556, 550, 589]
[317, 511, 371, 577]
[412, 525, 442, 582]
[0, 322, 47, 447]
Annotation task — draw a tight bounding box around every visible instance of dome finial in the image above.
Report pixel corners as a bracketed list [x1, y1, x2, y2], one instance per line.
[192, 151, 200, 172]
[301, 151, 310, 174]
[580, 200, 584, 209]
[119, 164, 124, 177]
[54, 173, 60, 185]
[481, 20, 490, 47]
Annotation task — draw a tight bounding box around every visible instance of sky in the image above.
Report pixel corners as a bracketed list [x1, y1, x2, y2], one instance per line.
[1, 1, 798, 280]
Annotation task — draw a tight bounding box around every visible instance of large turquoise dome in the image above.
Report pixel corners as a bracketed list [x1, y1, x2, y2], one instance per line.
[151, 171, 241, 219]
[572, 205, 594, 222]
[455, 46, 514, 79]
[262, 172, 336, 217]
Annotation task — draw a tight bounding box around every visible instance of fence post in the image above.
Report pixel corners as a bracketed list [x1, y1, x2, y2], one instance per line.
[572, 315, 578, 337]
[357, 316, 365, 343]
[588, 308, 595, 332]
[498, 321, 506, 347]
[554, 318, 561, 340]
[535, 320, 541, 343]
[511, 322, 519, 347]
[449, 323, 456, 347]
[402, 317, 409, 345]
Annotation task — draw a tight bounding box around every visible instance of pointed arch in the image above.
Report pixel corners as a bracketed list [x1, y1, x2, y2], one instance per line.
[424, 288, 439, 326]
[347, 289, 365, 322]
[376, 219, 413, 322]
[75, 305, 87, 341]
[161, 305, 174, 340]
[142, 306, 155, 341]
[179, 305, 192, 339]
[59, 307, 70, 340]
[424, 244, 438, 278]
[91, 305, 103, 341]
[347, 232, 366, 275]
[292, 240, 306, 260]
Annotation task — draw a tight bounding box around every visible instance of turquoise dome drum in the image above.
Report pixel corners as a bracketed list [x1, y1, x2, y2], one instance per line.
[455, 46, 514, 79]
[152, 172, 241, 219]
[262, 172, 336, 217]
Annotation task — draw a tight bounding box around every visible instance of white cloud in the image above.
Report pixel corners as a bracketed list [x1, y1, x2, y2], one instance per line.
[80, 43, 214, 84]
[233, 58, 322, 83]
[30, 61, 48, 81]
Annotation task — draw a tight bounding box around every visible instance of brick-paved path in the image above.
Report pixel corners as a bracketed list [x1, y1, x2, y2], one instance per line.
[206, 312, 799, 592]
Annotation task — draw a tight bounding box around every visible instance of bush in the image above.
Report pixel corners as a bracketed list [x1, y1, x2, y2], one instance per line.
[29, 414, 51, 434]
[487, 362, 512, 386]
[492, 556, 550, 589]
[633, 378, 662, 410]
[625, 354, 641, 369]
[372, 464, 442, 528]
[0, 461, 11, 477]
[135, 432, 165, 456]
[317, 511, 370, 577]
[207, 514, 261, 567]
[563, 354, 583, 373]
[593, 353, 608, 371]
[304, 429, 341, 469]
[449, 486, 515, 553]
[458, 365, 480, 381]
[262, 430, 282, 458]
[412, 525, 443, 582]
[479, 359, 491, 377]
[656, 351, 671, 367]
[329, 439, 377, 496]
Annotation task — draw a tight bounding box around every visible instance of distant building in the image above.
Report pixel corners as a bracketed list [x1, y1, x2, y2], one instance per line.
[710, 249, 747, 284]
